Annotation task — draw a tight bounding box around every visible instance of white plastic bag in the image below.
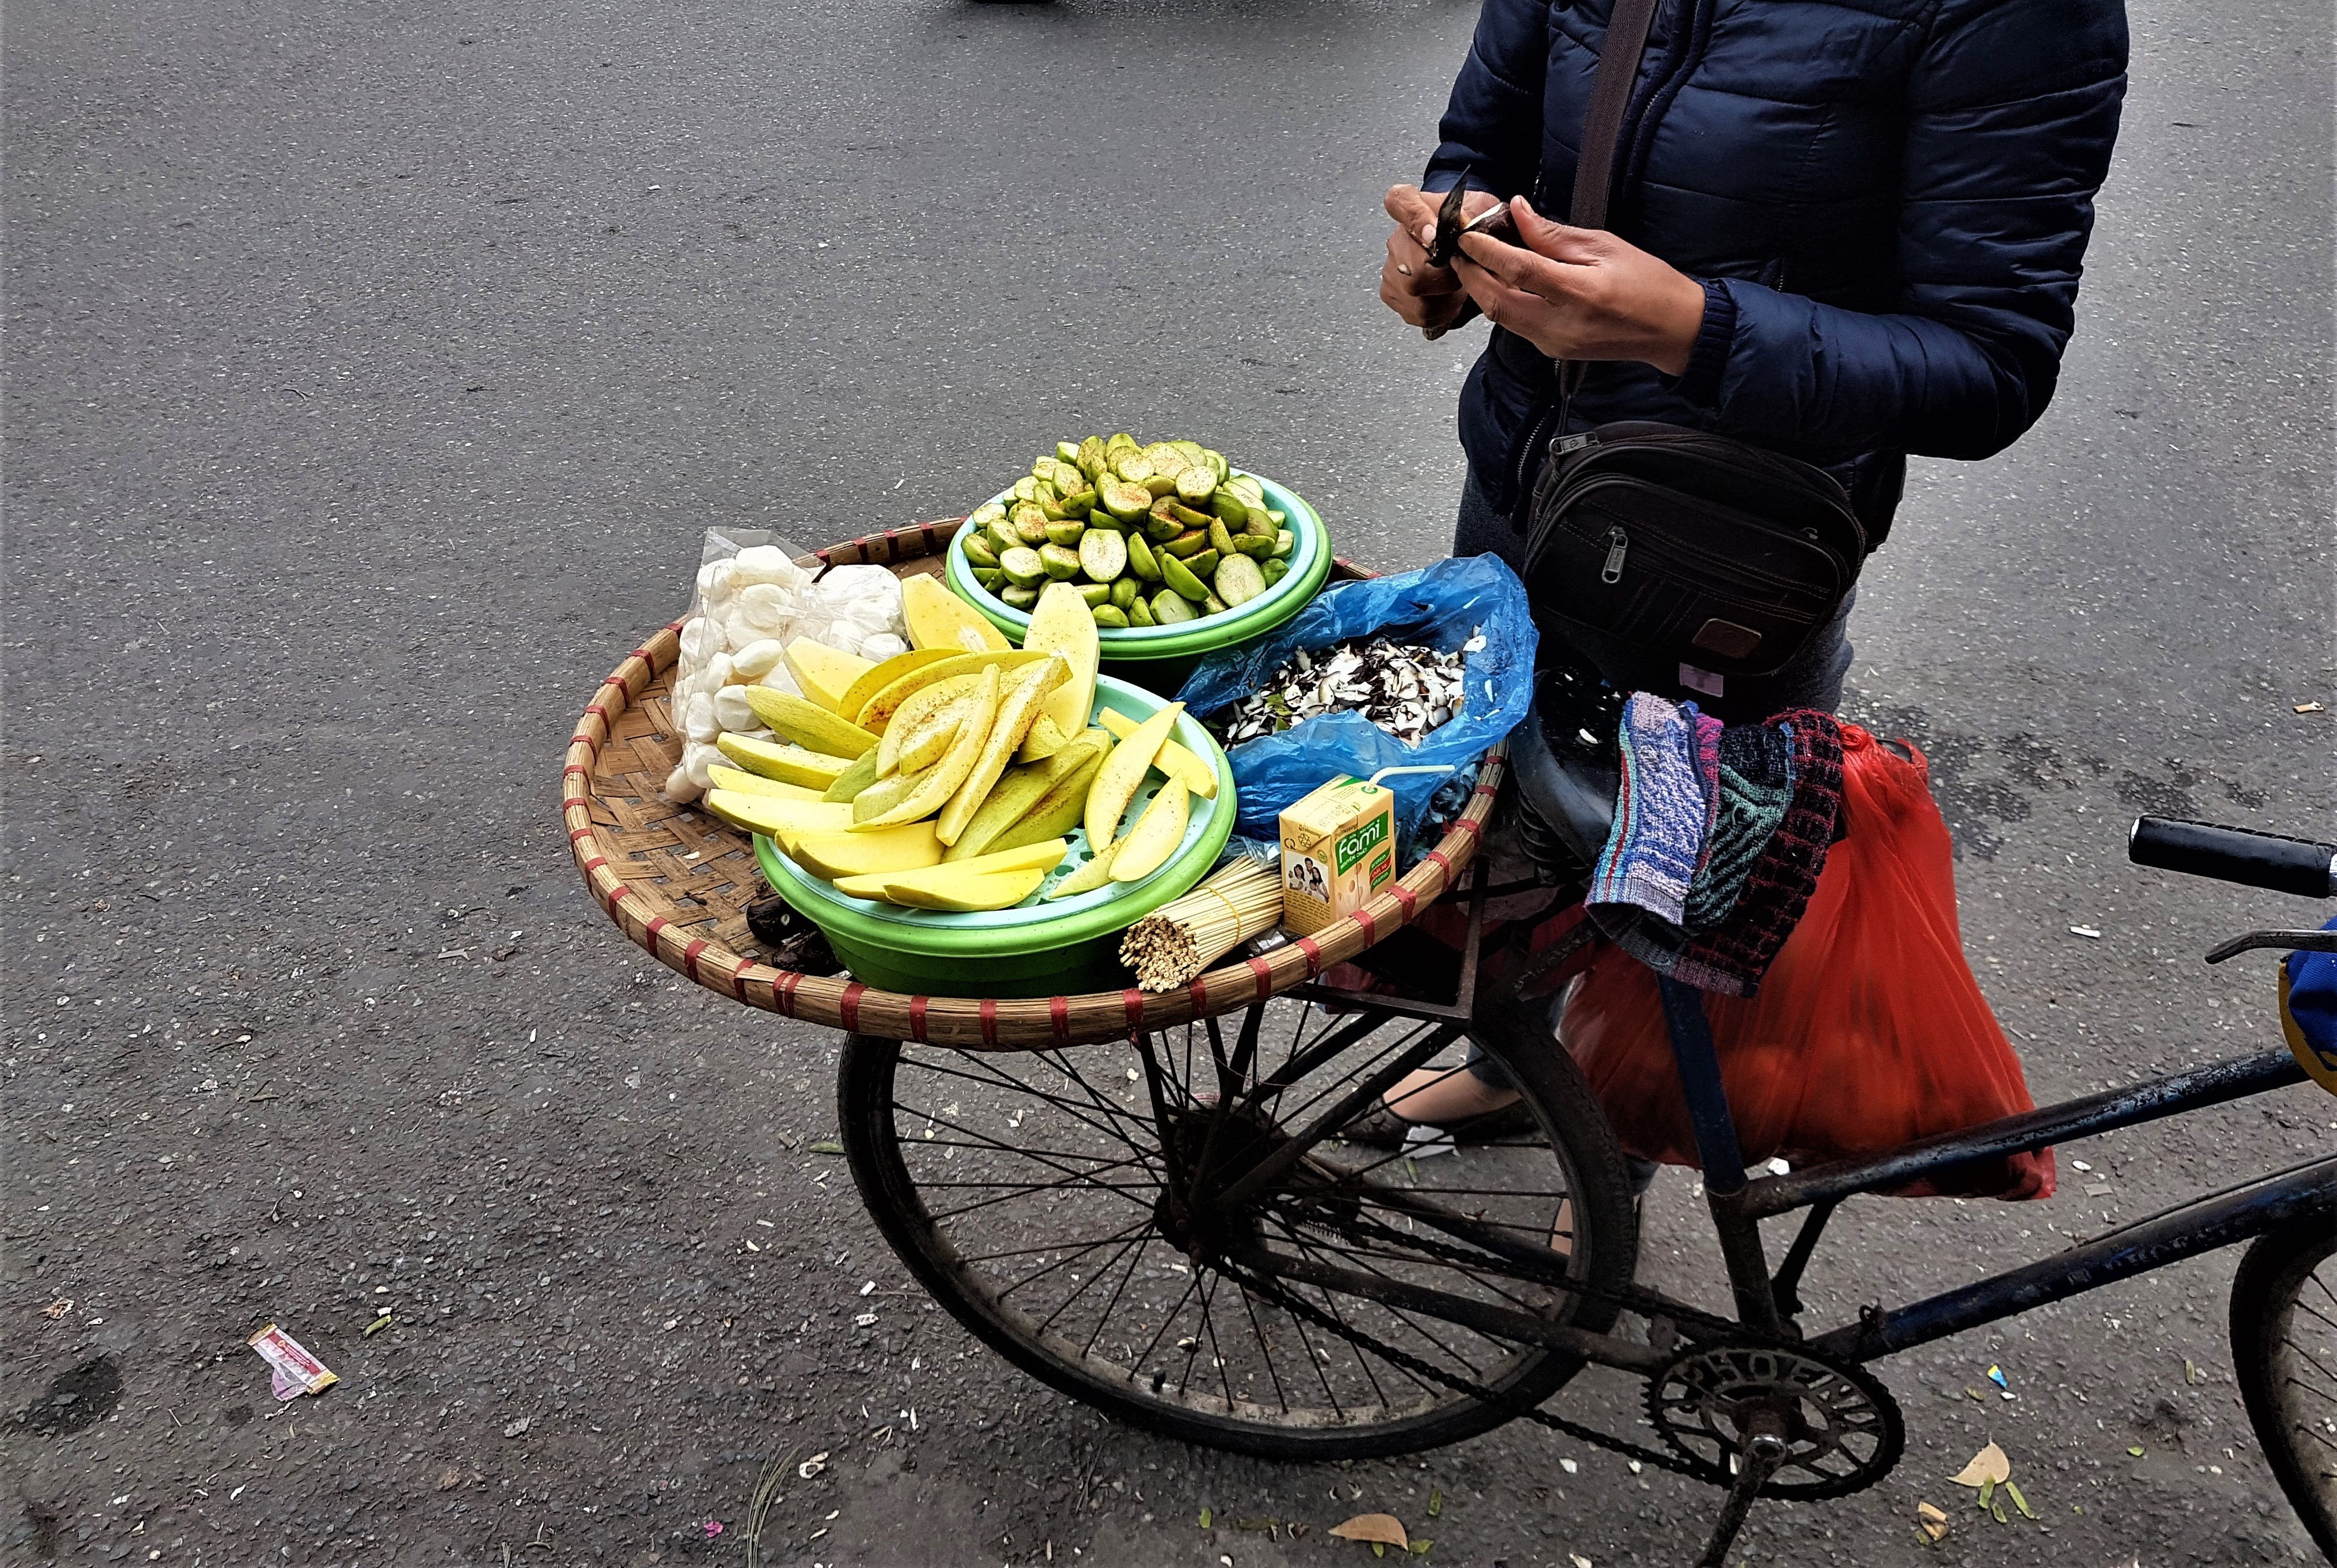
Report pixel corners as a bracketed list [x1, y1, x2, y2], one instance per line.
[660, 530, 908, 803]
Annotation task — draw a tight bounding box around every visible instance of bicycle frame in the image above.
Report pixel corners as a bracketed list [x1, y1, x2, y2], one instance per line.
[1662, 972, 2337, 1365]
[1234, 870, 2337, 1381]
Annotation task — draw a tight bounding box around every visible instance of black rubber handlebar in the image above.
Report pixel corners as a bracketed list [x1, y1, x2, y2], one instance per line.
[2128, 816, 2337, 898]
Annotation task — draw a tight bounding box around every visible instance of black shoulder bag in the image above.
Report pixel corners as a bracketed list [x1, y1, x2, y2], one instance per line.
[1519, 0, 1867, 692]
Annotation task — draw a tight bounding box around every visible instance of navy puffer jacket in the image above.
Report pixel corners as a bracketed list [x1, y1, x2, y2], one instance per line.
[1428, 0, 2128, 537]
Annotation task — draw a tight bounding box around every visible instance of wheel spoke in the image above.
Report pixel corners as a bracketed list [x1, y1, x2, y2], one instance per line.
[857, 1001, 1619, 1450]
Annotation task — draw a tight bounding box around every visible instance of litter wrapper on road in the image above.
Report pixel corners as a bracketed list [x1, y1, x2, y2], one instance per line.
[247, 1323, 337, 1402]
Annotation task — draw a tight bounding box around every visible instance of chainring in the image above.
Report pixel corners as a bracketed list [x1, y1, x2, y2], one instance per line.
[1644, 1341, 1904, 1499]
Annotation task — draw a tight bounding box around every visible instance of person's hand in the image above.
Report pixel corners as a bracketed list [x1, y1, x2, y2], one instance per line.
[1378, 183, 1499, 332]
[1450, 196, 1707, 375]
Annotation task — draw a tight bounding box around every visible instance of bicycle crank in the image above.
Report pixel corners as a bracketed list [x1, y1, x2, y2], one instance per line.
[1645, 1341, 1905, 1502]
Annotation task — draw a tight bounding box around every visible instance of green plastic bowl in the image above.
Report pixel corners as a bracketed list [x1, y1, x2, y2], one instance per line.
[944, 472, 1333, 690]
[752, 675, 1236, 998]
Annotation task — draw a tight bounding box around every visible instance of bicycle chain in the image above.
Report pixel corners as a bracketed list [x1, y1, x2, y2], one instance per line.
[1226, 1200, 1724, 1481]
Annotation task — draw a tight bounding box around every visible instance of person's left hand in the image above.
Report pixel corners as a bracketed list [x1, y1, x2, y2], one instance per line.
[1444, 196, 1708, 376]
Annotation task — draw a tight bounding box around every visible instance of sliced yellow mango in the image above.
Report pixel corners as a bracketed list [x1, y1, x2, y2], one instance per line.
[947, 740, 1101, 862]
[837, 839, 1068, 903]
[876, 865, 1049, 912]
[875, 675, 981, 778]
[854, 649, 1047, 732]
[715, 733, 859, 790]
[1014, 712, 1072, 765]
[852, 766, 927, 824]
[782, 638, 875, 715]
[743, 687, 880, 759]
[937, 657, 1067, 846]
[838, 647, 960, 723]
[1044, 839, 1121, 900]
[820, 754, 880, 802]
[790, 821, 945, 881]
[1024, 581, 1100, 745]
[857, 666, 1000, 829]
[1109, 777, 1189, 882]
[903, 573, 1010, 653]
[1097, 706, 1217, 799]
[707, 765, 825, 802]
[1084, 701, 1184, 849]
[702, 790, 857, 841]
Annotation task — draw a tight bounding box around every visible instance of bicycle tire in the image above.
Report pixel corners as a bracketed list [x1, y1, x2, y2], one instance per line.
[838, 998, 1640, 1460]
[2232, 1213, 2337, 1562]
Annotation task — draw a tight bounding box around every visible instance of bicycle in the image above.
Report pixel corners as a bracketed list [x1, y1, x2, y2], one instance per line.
[836, 803, 2337, 1564]
[562, 533, 2337, 1564]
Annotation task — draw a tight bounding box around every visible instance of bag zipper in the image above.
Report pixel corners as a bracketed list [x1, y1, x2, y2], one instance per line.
[1601, 527, 1629, 584]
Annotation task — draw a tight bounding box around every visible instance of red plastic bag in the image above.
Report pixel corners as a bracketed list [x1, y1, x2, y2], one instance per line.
[1562, 725, 2054, 1200]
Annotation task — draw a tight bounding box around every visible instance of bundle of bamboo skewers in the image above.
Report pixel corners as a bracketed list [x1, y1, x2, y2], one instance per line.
[1119, 858, 1286, 991]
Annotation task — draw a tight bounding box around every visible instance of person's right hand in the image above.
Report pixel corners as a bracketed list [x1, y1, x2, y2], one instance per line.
[1379, 183, 1500, 332]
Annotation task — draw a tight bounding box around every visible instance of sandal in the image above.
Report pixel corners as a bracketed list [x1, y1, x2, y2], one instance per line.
[1338, 1096, 1539, 1149]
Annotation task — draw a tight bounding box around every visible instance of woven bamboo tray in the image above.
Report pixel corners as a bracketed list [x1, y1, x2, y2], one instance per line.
[562, 519, 1508, 1049]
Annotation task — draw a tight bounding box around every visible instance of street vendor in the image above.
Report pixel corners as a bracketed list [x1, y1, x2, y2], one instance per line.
[1358, 0, 2128, 1140]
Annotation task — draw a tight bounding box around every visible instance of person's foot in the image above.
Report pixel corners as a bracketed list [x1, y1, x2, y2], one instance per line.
[1338, 1067, 1537, 1149]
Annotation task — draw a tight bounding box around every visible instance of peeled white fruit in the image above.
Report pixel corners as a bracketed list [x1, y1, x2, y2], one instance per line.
[683, 742, 718, 790]
[712, 685, 757, 732]
[860, 632, 908, 660]
[664, 762, 703, 803]
[680, 616, 721, 664]
[737, 583, 794, 630]
[701, 560, 740, 606]
[705, 650, 735, 689]
[730, 638, 785, 680]
[685, 692, 718, 744]
[734, 544, 812, 588]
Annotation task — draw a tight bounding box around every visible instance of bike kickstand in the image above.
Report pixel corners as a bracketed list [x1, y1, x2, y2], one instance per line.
[1691, 1417, 1789, 1568]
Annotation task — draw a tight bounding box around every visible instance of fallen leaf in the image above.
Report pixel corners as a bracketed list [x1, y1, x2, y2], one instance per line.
[41, 1298, 73, 1320]
[1330, 1514, 1410, 1548]
[1198, 1507, 1211, 1529]
[2004, 1480, 2034, 1519]
[363, 1313, 392, 1337]
[1409, 1542, 1433, 1556]
[1916, 1502, 1947, 1525]
[1990, 1498, 2008, 1525]
[2127, 1445, 2145, 1458]
[1235, 1518, 1278, 1534]
[1426, 1489, 1442, 1519]
[809, 1140, 845, 1155]
[1949, 1442, 2010, 1487]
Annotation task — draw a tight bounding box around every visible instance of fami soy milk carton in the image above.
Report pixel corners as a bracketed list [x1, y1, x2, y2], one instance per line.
[1278, 775, 1397, 936]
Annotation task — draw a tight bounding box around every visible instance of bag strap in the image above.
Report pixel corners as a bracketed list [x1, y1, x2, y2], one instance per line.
[1554, 0, 1663, 421]
[1570, 0, 1663, 230]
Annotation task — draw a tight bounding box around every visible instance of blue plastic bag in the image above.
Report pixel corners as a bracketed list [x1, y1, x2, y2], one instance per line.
[1175, 554, 1538, 838]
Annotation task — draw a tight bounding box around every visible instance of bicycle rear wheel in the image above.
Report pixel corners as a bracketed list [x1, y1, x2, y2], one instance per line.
[839, 996, 1640, 1460]
[2232, 1214, 2337, 1560]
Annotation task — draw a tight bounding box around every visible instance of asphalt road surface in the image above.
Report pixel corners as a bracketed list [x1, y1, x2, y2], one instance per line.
[5, 0, 2332, 1563]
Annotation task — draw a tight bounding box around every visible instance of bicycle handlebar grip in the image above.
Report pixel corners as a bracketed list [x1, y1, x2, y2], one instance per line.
[2128, 816, 2337, 898]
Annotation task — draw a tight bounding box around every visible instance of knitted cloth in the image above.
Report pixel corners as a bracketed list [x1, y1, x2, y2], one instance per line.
[1586, 694, 1708, 928]
[1669, 711, 1845, 995]
[1682, 722, 1797, 933]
